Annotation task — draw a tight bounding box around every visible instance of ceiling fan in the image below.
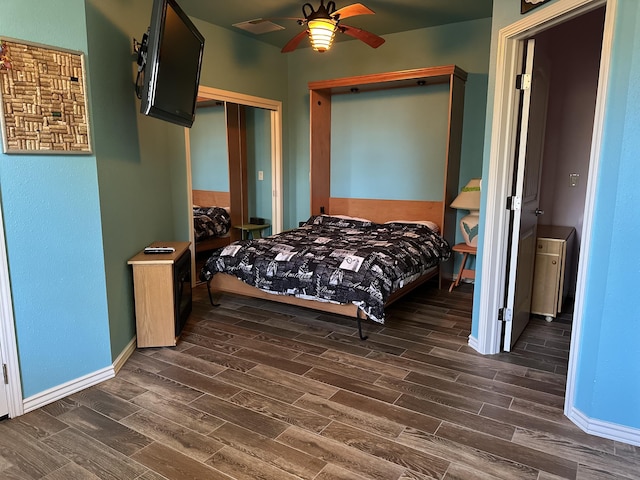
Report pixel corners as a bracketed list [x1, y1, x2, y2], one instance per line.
[251, 1, 385, 53]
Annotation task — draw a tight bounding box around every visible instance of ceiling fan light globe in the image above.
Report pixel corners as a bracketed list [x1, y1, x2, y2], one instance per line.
[308, 18, 337, 52]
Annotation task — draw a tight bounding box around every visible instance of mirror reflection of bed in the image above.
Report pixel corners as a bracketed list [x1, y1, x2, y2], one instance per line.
[192, 189, 231, 274]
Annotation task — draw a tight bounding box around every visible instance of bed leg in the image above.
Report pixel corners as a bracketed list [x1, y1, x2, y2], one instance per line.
[356, 315, 368, 341]
[206, 280, 221, 307]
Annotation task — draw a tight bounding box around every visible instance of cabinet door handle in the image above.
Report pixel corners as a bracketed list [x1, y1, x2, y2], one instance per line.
[552, 260, 557, 265]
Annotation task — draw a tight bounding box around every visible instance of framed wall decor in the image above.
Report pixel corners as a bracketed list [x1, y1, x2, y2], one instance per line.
[521, 0, 553, 14]
[0, 38, 92, 154]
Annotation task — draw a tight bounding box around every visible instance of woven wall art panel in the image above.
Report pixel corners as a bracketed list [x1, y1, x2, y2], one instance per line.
[0, 38, 92, 154]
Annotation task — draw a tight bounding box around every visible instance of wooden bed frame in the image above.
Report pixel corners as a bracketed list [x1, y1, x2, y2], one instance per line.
[207, 197, 444, 339]
[192, 189, 232, 255]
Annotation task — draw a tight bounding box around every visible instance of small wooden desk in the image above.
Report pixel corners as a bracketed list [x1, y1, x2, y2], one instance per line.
[234, 223, 271, 239]
[449, 243, 477, 292]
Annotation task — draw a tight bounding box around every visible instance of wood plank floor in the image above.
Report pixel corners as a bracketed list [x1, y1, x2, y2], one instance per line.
[1, 281, 639, 479]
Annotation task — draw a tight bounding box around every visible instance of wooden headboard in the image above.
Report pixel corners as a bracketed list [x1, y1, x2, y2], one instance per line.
[192, 190, 230, 208]
[329, 198, 444, 232]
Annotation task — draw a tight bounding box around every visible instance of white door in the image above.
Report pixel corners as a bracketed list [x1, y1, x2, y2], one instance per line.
[0, 198, 21, 418]
[503, 39, 550, 351]
[0, 341, 8, 418]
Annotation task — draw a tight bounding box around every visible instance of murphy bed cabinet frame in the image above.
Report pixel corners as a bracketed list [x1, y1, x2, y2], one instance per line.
[308, 65, 467, 284]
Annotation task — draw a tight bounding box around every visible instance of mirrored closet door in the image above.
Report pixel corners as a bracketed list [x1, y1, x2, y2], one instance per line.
[185, 87, 283, 284]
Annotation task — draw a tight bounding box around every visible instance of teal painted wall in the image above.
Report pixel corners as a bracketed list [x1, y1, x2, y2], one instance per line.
[190, 106, 229, 192]
[575, 0, 640, 429]
[285, 18, 490, 228]
[0, 0, 111, 397]
[86, 0, 187, 360]
[331, 85, 449, 201]
[191, 19, 289, 102]
[474, 0, 640, 431]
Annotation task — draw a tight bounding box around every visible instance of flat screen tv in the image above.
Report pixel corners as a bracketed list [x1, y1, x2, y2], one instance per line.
[136, 0, 205, 128]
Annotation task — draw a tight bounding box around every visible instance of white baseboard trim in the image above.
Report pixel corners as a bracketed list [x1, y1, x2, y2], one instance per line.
[20, 337, 137, 415]
[468, 334, 480, 352]
[113, 336, 137, 374]
[568, 406, 640, 447]
[23, 365, 115, 413]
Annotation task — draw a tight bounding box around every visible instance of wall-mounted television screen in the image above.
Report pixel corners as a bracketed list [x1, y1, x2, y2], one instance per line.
[137, 0, 205, 128]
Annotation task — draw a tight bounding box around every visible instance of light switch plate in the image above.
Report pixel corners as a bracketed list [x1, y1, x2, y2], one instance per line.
[570, 173, 579, 187]
[258, 171, 264, 181]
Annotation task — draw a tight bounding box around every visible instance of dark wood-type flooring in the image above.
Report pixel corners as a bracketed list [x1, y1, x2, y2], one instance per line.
[1, 282, 639, 479]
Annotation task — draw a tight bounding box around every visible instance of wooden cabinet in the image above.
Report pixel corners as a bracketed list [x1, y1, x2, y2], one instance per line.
[128, 242, 192, 347]
[531, 226, 575, 320]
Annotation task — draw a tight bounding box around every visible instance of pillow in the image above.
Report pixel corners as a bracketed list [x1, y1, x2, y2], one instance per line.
[385, 220, 440, 233]
[305, 214, 373, 229]
[324, 214, 373, 223]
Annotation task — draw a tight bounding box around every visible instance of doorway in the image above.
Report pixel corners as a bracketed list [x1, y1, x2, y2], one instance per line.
[505, 7, 606, 352]
[475, 0, 614, 421]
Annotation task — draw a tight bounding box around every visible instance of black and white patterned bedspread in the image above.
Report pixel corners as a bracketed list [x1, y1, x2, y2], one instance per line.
[193, 206, 231, 241]
[200, 215, 451, 323]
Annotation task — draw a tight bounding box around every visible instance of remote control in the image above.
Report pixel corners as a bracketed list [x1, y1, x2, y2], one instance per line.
[143, 246, 175, 254]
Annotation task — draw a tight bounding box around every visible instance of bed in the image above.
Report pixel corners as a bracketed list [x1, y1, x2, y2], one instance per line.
[201, 66, 466, 337]
[201, 198, 451, 339]
[192, 190, 232, 254]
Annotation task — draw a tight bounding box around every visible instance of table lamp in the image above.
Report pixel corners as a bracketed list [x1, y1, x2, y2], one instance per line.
[451, 178, 481, 247]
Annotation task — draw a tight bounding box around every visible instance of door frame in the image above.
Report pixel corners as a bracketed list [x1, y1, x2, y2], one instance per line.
[475, 0, 614, 415]
[184, 86, 283, 283]
[0, 201, 24, 418]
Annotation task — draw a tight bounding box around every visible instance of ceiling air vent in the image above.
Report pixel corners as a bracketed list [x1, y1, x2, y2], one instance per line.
[233, 19, 285, 35]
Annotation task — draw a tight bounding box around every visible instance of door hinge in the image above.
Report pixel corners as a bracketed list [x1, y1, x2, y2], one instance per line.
[506, 196, 522, 211]
[516, 73, 532, 90]
[2, 364, 7, 385]
[498, 308, 513, 323]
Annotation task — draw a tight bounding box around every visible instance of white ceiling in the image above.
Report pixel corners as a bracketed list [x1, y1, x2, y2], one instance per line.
[176, 0, 494, 49]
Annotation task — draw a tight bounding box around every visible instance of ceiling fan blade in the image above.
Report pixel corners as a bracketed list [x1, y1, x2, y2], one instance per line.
[281, 30, 309, 53]
[339, 24, 385, 48]
[333, 3, 375, 20]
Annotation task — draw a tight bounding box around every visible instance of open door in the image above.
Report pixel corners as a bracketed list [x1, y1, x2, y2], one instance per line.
[503, 39, 550, 351]
[0, 201, 20, 418]
[0, 342, 8, 418]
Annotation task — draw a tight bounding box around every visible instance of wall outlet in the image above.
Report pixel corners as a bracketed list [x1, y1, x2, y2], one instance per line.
[258, 170, 264, 181]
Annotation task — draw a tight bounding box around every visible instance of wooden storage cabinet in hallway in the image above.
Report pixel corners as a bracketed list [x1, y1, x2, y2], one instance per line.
[531, 225, 574, 320]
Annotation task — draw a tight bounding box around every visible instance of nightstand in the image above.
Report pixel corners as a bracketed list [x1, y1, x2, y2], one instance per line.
[449, 243, 477, 292]
[128, 242, 192, 347]
[234, 223, 271, 239]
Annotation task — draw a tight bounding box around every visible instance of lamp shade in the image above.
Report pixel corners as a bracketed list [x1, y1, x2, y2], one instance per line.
[451, 178, 481, 247]
[308, 18, 337, 52]
[451, 178, 481, 211]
